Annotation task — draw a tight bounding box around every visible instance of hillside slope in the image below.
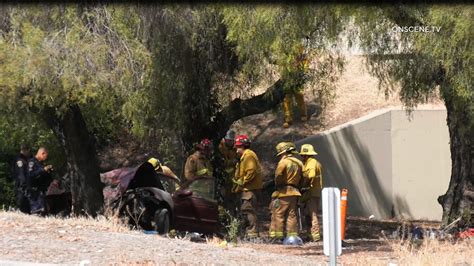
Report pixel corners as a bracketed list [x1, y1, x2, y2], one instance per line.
[232, 55, 445, 178]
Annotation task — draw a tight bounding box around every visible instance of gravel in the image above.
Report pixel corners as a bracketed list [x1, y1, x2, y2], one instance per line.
[0, 211, 321, 265]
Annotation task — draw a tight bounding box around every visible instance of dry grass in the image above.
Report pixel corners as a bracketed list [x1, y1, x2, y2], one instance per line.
[339, 239, 474, 265]
[0, 209, 130, 233]
[323, 55, 444, 129]
[391, 239, 474, 265]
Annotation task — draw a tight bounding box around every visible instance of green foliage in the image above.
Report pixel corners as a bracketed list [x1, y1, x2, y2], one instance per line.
[221, 5, 346, 115]
[0, 5, 151, 118]
[0, 109, 64, 207]
[0, 110, 66, 181]
[222, 5, 347, 84]
[123, 6, 234, 151]
[122, 5, 348, 152]
[353, 5, 473, 123]
[221, 209, 241, 243]
[0, 5, 153, 174]
[0, 162, 15, 209]
[82, 90, 126, 146]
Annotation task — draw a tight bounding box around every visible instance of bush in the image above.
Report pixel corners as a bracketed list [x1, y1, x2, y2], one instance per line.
[222, 209, 242, 244]
[0, 161, 15, 209]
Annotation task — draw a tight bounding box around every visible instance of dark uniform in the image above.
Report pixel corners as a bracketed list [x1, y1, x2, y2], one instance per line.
[27, 157, 53, 214]
[13, 154, 31, 213]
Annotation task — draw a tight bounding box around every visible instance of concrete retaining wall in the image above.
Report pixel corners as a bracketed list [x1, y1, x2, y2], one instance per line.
[295, 108, 450, 221]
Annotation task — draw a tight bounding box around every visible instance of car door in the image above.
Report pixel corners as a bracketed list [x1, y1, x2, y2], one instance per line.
[172, 177, 218, 234]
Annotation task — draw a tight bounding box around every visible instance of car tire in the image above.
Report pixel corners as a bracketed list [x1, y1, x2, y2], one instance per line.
[154, 208, 170, 234]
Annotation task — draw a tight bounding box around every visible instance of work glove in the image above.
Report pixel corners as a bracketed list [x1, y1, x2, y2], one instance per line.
[232, 178, 244, 186]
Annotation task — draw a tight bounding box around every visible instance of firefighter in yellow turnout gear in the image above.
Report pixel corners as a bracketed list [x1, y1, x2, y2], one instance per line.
[299, 144, 322, 241]
[148, 158, 180, 182]
[282, 45, 309, 128]
[232, 135, 263, 238]
[269, 142, 304, 239]
[218, 130, 239, 213]
[148, 157, 181, 192]
[184, 139, 214, 180]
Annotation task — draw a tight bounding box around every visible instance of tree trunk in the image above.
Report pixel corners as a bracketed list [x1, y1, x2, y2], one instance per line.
[44, 105, 103, 216]
[179, 78, 287, 204]
[438, 95, 474, 226]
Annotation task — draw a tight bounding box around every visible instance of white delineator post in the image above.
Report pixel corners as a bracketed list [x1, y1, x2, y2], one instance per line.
[322, 187, 342, 266]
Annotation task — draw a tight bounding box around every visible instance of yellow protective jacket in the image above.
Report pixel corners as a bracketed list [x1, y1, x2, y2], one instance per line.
[302, 157, 323, 198]
[273, 154, 304, 198]
[234, 149, 263, 192]
[184, 151, 213, 180]
[218, 139, 237, 176]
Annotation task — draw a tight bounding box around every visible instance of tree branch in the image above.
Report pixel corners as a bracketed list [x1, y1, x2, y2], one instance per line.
[213, 78, 286, 140]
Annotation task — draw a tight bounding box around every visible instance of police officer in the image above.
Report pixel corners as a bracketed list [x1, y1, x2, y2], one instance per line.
[12, 144, 32, 213]
[27, 147, 54, 215]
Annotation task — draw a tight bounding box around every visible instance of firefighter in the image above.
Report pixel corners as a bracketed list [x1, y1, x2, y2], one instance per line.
[299, 144, 322, 241]
[27, 147, 54, 215]
[281, 45, 309, 128]
[232, 135, 263, 238]
[269, 142, 304, 240]
[12, 144, 32, 214]
[148, 157, 180, 183]
[148, 157, 181, 192]
[184, 139, 214, 180]
[218, 130, 238, 212]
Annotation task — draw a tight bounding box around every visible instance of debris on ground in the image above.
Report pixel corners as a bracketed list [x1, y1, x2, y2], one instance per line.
[456, 228, 474, 239]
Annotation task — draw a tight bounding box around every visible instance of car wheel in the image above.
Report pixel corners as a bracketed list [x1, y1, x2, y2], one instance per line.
[154, 208, 170, 234]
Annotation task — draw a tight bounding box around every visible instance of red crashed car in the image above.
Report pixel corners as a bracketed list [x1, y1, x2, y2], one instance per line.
[100, 162, 219, 235]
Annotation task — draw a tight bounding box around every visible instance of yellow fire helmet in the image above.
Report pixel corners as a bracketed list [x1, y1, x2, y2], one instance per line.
[299, 144, 317, 156]
[147, 157, 162, 171]
[276, 142, 298, 157]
